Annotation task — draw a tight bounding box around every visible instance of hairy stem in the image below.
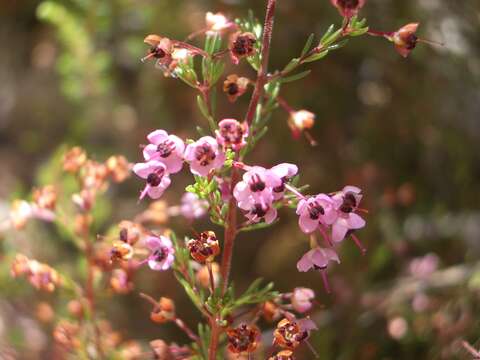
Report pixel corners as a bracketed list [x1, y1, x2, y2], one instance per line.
[208, 2, 278, 359]
[244, 0, 277, 126]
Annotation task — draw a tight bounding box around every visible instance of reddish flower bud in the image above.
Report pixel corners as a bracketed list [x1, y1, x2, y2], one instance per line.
[273, 318, 317, 349]
[53, 320, 81, 349]
[110, 268, 133, 294]
[262, 301, 282, 323]
[187, 231, 220, 263]
[149, 297, 176, 324]
[269, 350, 295, 360]
[196, 262, 221, 289]
[226, 323, 261, 354]
[32, 185, 57, 210]
[391, 23, 420, 58]
[63, 147, 87, 173]
[229, 32, 257, 65]
[330, 0, 366, 18]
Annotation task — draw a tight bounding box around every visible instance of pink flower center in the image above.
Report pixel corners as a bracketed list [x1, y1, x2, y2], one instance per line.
[220, 122, 244, 146]
[251, 203, 267, 217]
[308, 201, 325, 220]
[157, 140, 176, 158]
[232, 35, 256, 56]
[147, 169, 165, 186]
[338, 0, 359, 9]
[150, 46, 166, 59]
[152, 247, 167, 262]
[249, 174, 266, 192]
[226, 82, 239, 95]
[404, 33, 418, 50]
[340, 192, 357, 213]
[195, 144, 216, 166]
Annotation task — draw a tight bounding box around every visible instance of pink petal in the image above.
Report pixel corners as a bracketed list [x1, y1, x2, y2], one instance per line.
[299, 215, 318, 234]
[147, 130, 169, 144]
[297, 252, 314, 272]
[347, 213, 366, 229]
[332, 222, 348, 243]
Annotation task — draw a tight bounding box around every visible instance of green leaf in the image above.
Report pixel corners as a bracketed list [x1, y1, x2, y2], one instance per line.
[328, 39, 349, 50]
[303, 50, 329, 63]
[301, 33, 315, 57]
[280, 70, 311, 84]
[320, 24, 336, 44]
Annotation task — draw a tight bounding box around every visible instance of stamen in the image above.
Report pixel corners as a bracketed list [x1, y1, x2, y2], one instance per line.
[351, 233, 367, 255]
[320, 270, 331, 294]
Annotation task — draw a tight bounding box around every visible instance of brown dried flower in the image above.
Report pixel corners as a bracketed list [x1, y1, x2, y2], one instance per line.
[187, 231, 220, 263]
[226, 323, 260, 354]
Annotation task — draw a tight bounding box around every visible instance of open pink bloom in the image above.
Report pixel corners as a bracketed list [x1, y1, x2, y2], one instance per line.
[145, 235, 175, 271]
[180, 192, 208, 220]
[245, 203, 277, 224]
[291, 287, 315, 313]
[270, 163, 298, 200]
[133, 161, 171, 200]
[205, 12, 234, 34]
[233, 166, 282, 210]
[184, 136, 225, 177]
[215, 119, 248, 151]
[297, 247, 340, 272]
[143, 129, 185, 174]
[296, 194, 337, 233]
[297, 247, 340, 293]
[330, 0, 366, 18]
[331, 186, 366, 243]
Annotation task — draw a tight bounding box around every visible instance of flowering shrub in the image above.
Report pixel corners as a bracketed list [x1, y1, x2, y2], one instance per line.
[5, 0, 441, 358]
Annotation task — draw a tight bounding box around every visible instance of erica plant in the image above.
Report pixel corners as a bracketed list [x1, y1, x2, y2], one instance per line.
[6, 0, 438, 359]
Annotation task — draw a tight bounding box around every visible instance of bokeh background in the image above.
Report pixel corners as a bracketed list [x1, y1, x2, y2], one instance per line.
[1, 0, 480, 359]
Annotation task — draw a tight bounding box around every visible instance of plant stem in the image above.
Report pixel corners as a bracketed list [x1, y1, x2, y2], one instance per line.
[244, 0, 277, 126]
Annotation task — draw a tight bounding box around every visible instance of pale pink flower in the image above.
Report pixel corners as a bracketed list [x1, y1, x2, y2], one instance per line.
[296, 194, 337, 233]
[291, 287, 315, 313]
[180, 192, 208, 220]
[331, 186, 366, 243]
[133, 161, 171, 200]
[184, 136, 225, 177]
[145, 235, 175, 271]
[409, 253, 439, 279]
[205, 12, 233, 34]
[233, 166, 281, 210]
[270, 163, 298, 200]
[297, 247, 340, 272]
[245, 203, 277, 224]
[297, 247, 340, 292]
[215, 119, 248, 151]
[143, 129, 185, 174]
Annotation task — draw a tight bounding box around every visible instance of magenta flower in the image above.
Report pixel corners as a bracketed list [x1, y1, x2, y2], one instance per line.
[297, 247, 340, 292]
[270, 163, 298, 200]
[215, 119, 248, 151]
[296, 194, 337, 234]
[331, 186, 366, 243]
[133, 161, 171, 200]
[184, 136, 226, 177]
[291, 287, 315, 313]
[233, 166, 281, 210]
[143, 129, 185, 174]
[180, 192, 208, 220]
[245, 203, 277, 224]
[145, 235, 175, 271]
[330, 0, 366, 18]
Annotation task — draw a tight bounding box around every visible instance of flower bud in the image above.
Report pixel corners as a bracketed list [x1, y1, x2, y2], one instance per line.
[63, 147, 87, 173]
[330, 0, 366, 18]
[187, 231, 220, 263]
[291, 287, 315, 313]
[150, 297, 176, 324]
[195, 262, 220, 289]
[36, 302, 55, 323]
[106, 155, 131, 183]
[269, 350, 295, 360]
[226, 323, 260, 354]
[110, 268, 133, 294]
[262, 301, 281, 323]
[53, 320, 81, 349]
[32, 185, 57, 210]
[118, 220, 144, 245]
[67, 299, 84, 318]
[149, 339, 174, 360]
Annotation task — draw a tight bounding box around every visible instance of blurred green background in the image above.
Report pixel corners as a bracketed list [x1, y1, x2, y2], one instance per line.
[1, 0, 480, 359]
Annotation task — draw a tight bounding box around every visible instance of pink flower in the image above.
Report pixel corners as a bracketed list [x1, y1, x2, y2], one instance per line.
[143, 129, 185, 174]
[180, 192, 208, 220]
[215, 119, 248, 151]
[233, 166, 281, 210]
[145, 235, 175, 271]
[296, 194, 337, 233]
[330, 0, 366, 18]
[297, 247, 340, 272]
[205, 12, 234, 34]
[270, 163, 298, 200]
[391, 23, 419, 58]
[331, 186, 366, 243]
[291, 287, 315, 313]
[184, 136, 226, 177]
[245, 203, 277, 224]
[409, 253, 439, 279]
[297, 247, 340, 293]
[133, 161, 171, 200]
